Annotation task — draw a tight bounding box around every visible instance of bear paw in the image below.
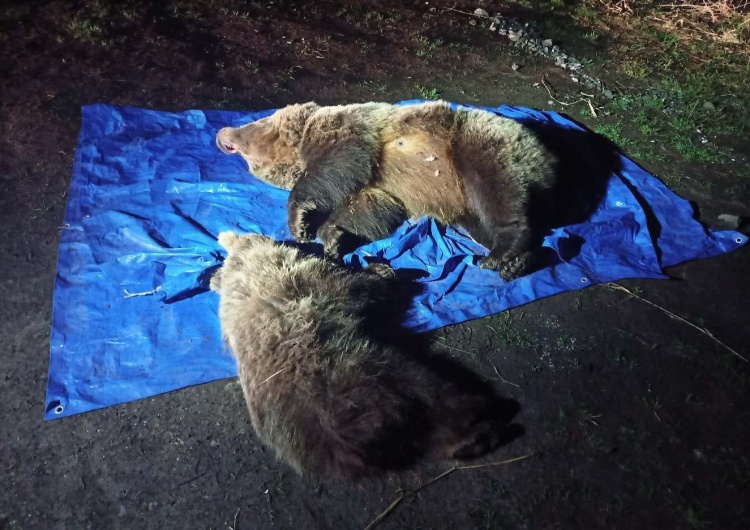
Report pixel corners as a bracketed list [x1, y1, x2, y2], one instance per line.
[364, 262, 396, 280]
[479, 251, 533, 281]
[288, 200, 317, 242]
[319, 225, 346, 262]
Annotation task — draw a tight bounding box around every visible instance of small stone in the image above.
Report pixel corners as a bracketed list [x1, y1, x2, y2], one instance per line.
[489, 23, 496, 31]
[703, 101, 716, 112]
[717, 214, 741, 229]
[434, 170, 440, 177]
[603, 89, 614, 100]
[498, 28, 507, 35]
[542, 38, 553, 47]
[508, 31, 519, 41]
[512, 63, 520, 71]
[552, 45, 560, 53]
[424, 155, 437, 162]
[474, 8, 489, 17]
[571, 76, 579, 83]
[469, 19, 477, 26]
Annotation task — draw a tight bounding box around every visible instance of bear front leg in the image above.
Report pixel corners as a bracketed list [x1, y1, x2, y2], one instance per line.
[317, 188, 408, 261]
[288, 118, 377, 242]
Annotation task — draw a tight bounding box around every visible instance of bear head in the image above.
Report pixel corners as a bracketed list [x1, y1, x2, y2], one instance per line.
[216, 102, 319, 189]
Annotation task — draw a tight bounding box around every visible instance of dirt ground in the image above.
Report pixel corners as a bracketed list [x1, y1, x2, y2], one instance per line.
[2, 1, 749, 529]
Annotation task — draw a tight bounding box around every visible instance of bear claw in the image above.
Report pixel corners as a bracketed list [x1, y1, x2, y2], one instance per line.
[289, 204, 315, 242]
[479, 252, 532, 281]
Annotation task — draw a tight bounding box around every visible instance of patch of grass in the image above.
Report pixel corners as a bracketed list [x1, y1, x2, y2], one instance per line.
[67, 16, 105, 43]
[582, 30, 598, 42]
[358, 80, 389, 95]
[578, 409, 601, 426]
[384, 11, 404, 24]
[674, 139, 721, 162]
[622, 60, 649, 79]
[415, 35, 444, 58]
[681, 504, 709, 530]
[487, 312, 539, 349]
[415, 84, 441, 100]
[244, 60, 260, 74]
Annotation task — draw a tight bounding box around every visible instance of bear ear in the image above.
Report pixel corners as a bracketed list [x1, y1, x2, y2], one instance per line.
[217, 231, 241, 251]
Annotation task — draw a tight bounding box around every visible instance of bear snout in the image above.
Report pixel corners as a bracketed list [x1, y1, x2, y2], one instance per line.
[216, 128, 239, 154]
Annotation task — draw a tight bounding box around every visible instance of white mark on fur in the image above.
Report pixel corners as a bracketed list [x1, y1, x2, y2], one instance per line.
[257, 368, 287, 387]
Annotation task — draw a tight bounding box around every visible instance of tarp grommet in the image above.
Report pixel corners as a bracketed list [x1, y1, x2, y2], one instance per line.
[736, 237, 744, 244]
[581, 277, 588, 283]
[54, 405, 64, 414]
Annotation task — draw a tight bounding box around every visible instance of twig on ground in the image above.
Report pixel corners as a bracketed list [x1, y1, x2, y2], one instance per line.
[362, 454, 534, 530]
[490, 361, 521, 388]
[540, 75, 599, 116]
[599, 0, 634, 14]
[433, 339, 476, 356]
[441, 4, 492, 19]
[228, 508, 241, 530]
[609, 283, 748, 362]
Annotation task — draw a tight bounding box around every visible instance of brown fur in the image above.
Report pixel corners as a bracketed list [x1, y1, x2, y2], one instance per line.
[217, 101, 558, 280]
[210, 232, 516, 479]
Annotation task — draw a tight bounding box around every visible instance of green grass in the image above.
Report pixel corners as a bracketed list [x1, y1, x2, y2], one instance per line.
[358, 80, 389, 94]
[244, 60, 260, 74]
[67, 16, 105, 43]
[415, 35, 444, 58]
[415, 84, 441, 100]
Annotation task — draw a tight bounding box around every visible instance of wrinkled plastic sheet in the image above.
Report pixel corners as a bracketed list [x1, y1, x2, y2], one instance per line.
[46, 100, 747, 420]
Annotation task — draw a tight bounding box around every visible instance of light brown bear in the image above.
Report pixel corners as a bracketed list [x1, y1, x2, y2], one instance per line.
[216, 101, 559, 280]
[210, 232, 517, 479]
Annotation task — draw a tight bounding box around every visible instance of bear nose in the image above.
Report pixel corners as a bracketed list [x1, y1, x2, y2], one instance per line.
[216, 128, 238, 154]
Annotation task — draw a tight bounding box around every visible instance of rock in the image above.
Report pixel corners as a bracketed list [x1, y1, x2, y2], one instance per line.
[512, 63, 520, 71]
[703, 101, 716, 112]
[508, 31, 519, 41]
[474, 8, 489, 17]
[469, 19, 477, 26]
[489, 23, 496, 31]
[603, 89, 614, 100]
[542, 38, 553, 47]
[717, 214, 741, 229]
[571, 76, 579, 83]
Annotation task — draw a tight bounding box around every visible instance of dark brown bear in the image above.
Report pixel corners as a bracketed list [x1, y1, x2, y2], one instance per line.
[217, 101, 602, 280]
[210, 232, 518, 479]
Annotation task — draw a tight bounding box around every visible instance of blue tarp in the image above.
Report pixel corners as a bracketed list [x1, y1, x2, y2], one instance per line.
[46, 101, 747, 420]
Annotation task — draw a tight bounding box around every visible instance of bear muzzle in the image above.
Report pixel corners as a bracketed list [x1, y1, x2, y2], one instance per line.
[216, 128, 239, 154]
